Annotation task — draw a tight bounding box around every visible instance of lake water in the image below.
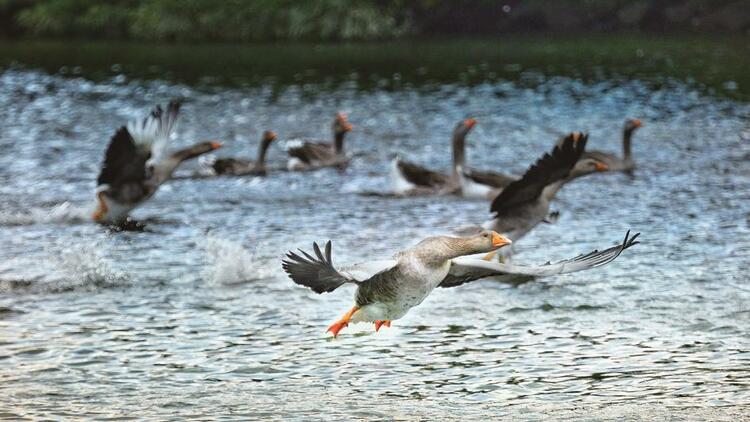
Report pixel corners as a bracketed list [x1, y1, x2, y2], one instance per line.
[0, 37, 749, 420]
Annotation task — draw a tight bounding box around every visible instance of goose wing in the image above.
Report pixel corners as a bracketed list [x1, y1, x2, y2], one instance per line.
[96, 126, 150, 188]
[126, 101, 181, 165]
[490, 134, 586, 217]
[396, 158, 451, 188]
[288, 142, 335, 164]
[439, 231, 640, 288]
[462, 168, 518, 189]
[282, 241, 397, 293]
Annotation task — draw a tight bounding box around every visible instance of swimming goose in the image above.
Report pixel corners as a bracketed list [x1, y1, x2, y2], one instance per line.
[287, 113, 352, 171]
[93, 102, 222, 224]
[582, 119, 642, 172]
[283, 230, 639, 337]
[390, 118, 476, 196]
[484, 133, 607, 246]
[212, 130, 277, 176]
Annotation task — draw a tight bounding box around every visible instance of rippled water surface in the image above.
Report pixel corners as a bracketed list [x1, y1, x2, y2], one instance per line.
[1, 38, 749, 420]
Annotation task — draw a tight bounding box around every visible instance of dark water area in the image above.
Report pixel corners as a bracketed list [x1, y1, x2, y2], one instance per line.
[0, 37, 749, 419]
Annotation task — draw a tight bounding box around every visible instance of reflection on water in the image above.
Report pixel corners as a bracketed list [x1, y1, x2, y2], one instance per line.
[0, 38, 749, 418]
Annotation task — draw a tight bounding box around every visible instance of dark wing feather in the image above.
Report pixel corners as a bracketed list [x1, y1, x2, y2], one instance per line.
[397, 159, 451, 187]
[282, 241, 358, 293]
[490, 134, 587, 217]
[440, 231, 640, 288]
[463, 169, 518, 188]
[96, 126, 150, 187]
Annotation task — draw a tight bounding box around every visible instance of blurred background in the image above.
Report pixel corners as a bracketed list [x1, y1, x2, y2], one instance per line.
[0, 1, 748, 420]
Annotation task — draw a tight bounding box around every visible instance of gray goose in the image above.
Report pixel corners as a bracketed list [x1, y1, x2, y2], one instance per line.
[582, 118, 642, 172]
[482, 133, 607, 254]
[390, 118, 476, 195]
[93, 102, 222, 224]
[286, 113, 352, 171]
[212, 130, 277, 176]
[283, 230, 639, 337]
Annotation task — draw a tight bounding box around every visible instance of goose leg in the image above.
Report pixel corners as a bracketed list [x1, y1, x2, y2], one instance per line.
[92, 191, 108, 222]
[327, 306, 359, 338]
[374, 320, 392, 331]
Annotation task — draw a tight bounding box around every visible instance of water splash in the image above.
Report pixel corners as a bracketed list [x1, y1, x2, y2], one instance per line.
[0, 202, 91, 226]
[201, 235, 274, 285]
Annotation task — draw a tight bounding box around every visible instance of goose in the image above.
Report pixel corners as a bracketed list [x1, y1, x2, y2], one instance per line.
[390, 118, 476, 195]
[283, 230, 639, 337]
[582, 118, 642, 172]
[481, 133, 607, 255]
[93, 101, 222, 225]
[287, 113, 352, 171]
[212, 130, 277, 176]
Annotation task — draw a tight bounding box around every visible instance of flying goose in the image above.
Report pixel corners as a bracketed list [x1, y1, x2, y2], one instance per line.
[582, 118, 642, 172]
[390, 118, 476, 196]
[212, 130, 277, 176]
[93, 101, 222, 225]
[283, 230, 639, 337]
[483, 133, 607, 251]
[286, 113, 352, 171]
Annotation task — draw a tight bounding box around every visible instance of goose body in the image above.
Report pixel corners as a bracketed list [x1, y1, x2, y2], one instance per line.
[93, 102, 222, 224]
[286, 113, 352, 171]
[283, 230, 639, 337]
[457, 166, 519, 200]
[213, 130, 277, 176]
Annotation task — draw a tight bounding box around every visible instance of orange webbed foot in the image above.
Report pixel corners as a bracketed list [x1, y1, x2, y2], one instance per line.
[374, 320, 392, 332]
[326, 306, 359, 338]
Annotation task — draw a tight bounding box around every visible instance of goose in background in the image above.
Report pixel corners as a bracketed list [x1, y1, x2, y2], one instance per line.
[93, 101, 222, 225]
[390, 118, 477, 196]
[287, 113, 352, 171]
[583, 118, 642, 172]
[212, 130, 277, 176]
[283, 230, 639, 337]
[479, 133, 608, 258]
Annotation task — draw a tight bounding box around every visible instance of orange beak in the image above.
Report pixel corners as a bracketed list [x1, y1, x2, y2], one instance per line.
[464, 118, 477, 128]
[633, 119, 642, 127]
[491, 232, 512, 248]
[269, 131, 278, 141]
[210, 141, 223, 149]
[343, 123, 353, 132]
[595, 162, 609, 171]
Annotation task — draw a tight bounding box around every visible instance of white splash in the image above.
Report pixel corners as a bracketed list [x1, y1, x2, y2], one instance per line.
[201, 236, 274, 285]
[0, 202, 91, 226]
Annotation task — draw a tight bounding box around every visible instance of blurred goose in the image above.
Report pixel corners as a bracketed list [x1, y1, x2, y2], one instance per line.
[212, 130, 277, 176]
[390, 118, 476, 195]
[583, 118, 642, 172]
[93, 102, 222, 224]
[483, 133, 607, 249]
[287, 113, 352, 171]
[283, 230, 639, 337]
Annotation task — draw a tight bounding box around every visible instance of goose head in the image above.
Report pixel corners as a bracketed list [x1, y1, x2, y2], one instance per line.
[624, 118, 642, 134]
[261, 130, 277, 146]
[462, 230, 512, 255]
[333, 113, 353, 135]
[571, 157, 608, 177]
[453, 117, 477, 139]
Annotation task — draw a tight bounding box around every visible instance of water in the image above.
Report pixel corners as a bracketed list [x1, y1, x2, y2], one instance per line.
[1, 38, 749, 419]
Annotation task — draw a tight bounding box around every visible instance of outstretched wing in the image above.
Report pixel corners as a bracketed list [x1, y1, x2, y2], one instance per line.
[462, 168, 518, 188]
[490, 133, 587, 217]
[282, 241, 396, 294]
[96, 126, 150, 187]
[126, 101, 181, 164]
[439, 231, 640, 288]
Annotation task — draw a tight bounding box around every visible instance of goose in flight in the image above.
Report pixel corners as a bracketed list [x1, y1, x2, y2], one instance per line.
[93, 101, 222, 225]
[283, 230, 639, 337]
[484, 133, 607, 246]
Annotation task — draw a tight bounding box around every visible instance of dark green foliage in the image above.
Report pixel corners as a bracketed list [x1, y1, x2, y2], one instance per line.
[3, 0, 749, 41]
